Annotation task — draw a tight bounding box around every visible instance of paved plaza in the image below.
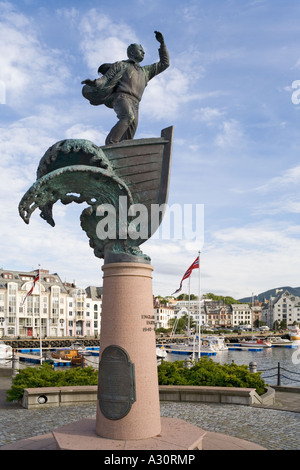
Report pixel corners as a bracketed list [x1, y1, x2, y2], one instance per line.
[1, 377, 300, 450]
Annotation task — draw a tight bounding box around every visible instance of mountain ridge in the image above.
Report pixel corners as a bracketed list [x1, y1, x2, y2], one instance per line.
[239, 286, 300, 303]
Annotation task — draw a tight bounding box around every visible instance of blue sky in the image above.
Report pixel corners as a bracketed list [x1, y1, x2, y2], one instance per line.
[1, 0, 300, 299]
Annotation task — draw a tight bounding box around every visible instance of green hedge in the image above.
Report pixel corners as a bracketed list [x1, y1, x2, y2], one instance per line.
[7, 357, 267, 402]
[6, 363, 98, 402]
[158, 357, 266, 395]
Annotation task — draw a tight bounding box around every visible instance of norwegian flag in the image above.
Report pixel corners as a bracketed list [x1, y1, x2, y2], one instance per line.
[172, 256, 199, 295]
[22, 271, 39, 305]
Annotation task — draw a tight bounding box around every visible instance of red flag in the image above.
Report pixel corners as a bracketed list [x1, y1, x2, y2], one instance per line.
[22, 271, 39, 305]
[172, 257, 199, 295]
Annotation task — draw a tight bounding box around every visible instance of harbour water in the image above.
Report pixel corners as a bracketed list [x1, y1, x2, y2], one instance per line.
[165, 342, 300, 387]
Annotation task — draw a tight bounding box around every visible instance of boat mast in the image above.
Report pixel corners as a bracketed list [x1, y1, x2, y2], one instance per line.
[198, 250, 201, 359]
[188, 276, 190, 339]
[251, 292, 254, 339]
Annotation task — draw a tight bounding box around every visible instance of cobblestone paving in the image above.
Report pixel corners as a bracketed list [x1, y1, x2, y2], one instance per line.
[161, 402, 300, 450]
[0, 402, 299, 450]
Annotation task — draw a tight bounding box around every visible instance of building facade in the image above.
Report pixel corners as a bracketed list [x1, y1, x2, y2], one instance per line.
[0, 269, 102, 338]
[205, 301, 232, 328]
[153, 301, 175, 329]
[174, 300, 206, 326]
[262, 290, 300, 328]
[231, 304, 252, 328]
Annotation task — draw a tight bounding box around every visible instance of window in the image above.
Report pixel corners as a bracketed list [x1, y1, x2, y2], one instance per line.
[3, 273, 13, 279]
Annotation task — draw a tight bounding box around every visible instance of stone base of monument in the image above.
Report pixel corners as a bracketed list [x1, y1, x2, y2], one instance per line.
[52, 417, 207, 450]
[95, 262, 162, 440]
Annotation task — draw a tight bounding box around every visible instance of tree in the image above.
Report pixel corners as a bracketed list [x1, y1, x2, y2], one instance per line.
[280, 319, 287, 329]
[176, 293, 198, 301]
[203, 293, 241, 305]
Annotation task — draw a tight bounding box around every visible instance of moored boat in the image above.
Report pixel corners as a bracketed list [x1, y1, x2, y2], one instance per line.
[51, 348, 82, 365]
[69, 342, 90, 355]
[239, 338, 272, 348]
[165, 335, 227, 354]
[201, 336, 228, 352]
[0, 341, 13, 359]
[156, 345, 167, 360]
[268, 337, 293, 345]
[288, 327, 300, 341]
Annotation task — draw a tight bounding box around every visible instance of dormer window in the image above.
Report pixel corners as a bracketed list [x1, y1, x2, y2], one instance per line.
[2, 272, 13, 279]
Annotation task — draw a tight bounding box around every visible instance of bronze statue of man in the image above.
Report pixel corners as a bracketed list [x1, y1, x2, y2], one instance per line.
[82, 31, 169, 145]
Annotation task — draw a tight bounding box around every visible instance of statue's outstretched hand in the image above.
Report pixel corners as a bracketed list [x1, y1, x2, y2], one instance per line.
[154, 31, 164, 44]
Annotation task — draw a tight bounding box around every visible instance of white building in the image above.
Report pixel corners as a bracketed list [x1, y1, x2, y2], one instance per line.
[85, 286, 102, 337]
[174, 300, 206, 326]
[269, 290, 300, 328]
[0, 268, 102, 338]
[153, 304, 175, 329]
[231, 304, 252, 328]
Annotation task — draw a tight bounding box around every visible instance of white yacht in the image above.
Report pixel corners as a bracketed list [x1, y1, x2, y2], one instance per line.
[0, 341, 13, 359]
[239, 338, 272, 348]
[201, 336, 228, 351]
[165, 336, 228, 354]
[156, 345, 167, 360]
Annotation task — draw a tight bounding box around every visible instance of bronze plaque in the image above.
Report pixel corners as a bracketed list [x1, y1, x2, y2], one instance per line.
[98, 345, 136, 420]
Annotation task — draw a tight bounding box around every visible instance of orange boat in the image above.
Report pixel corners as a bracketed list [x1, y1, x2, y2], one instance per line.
[51, 349, 82, 365]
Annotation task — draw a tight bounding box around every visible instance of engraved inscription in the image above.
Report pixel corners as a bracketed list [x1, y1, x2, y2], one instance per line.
[141, 314, 155, 332]
[98, 345, 136, 420]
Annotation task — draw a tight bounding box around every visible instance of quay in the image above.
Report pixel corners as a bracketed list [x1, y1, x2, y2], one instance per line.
[18, 353, 71, 367]
[165, 348, 216, 356]
[2, 332, 283, 350]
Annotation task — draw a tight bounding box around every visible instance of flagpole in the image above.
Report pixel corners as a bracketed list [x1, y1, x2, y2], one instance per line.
[38, 265, 42, 364]
[188, 276, 190, 339]
[198, 251, 201, 360]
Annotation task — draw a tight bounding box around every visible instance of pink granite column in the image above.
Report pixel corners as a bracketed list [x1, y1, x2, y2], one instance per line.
[95, 262, 161, 440]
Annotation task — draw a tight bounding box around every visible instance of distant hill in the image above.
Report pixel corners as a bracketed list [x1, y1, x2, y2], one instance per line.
[239, 286, 300, 303]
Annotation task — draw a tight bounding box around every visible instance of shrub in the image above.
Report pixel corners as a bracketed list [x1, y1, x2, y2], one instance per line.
[157, 357, 266, 395]
[6, 363, 98, 402]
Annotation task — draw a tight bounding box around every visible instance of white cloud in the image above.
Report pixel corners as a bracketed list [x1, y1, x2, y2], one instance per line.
[0, 2, 70, 113]
[64, 123, 107, 144]
[255, 164, 300, 193]
[145, 220, 300, 299]
[215, 119, 244, 148]
[141, 67, 189, 120]
[78, 10, 138, 70]
[194, 107, 226, 124]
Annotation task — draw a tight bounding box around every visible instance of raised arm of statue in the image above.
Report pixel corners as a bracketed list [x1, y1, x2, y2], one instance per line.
[143, 31, 170, 82]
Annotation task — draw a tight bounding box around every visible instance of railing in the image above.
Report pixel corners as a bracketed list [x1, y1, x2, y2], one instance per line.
[255, 362, 300, 386]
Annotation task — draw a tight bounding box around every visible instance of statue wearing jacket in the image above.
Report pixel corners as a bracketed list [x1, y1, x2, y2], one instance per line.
[82, 31, 170, 145]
